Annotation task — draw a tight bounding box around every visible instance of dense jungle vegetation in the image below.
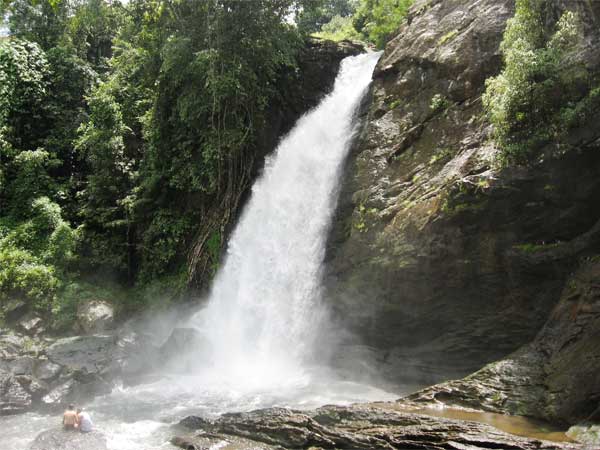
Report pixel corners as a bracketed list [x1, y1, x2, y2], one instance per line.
[0, 0, 415, 329]
[483, 0, 600, 164]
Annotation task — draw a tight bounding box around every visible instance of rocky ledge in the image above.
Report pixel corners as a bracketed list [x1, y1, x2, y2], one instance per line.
[174, 405, 580, 450]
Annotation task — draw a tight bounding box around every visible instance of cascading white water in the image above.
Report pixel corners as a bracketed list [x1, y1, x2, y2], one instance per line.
[188, 51, 382, 390]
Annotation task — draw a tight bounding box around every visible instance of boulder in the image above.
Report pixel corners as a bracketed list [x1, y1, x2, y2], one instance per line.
[29, 428, 107, 450]
[17, 313, 45, 336]
[35, 359, 63, 382]
[111, 330, 159, 377]
[158, 328, 211, 372]
[46, 335, 116, 375]
[41, 379, 75, 406]
[6, 356, 35, 375]
[75, 300, 114, 334]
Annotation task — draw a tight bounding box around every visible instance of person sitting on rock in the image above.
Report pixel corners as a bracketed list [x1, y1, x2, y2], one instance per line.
[77, 408, 93, 433]
[63, 404, 78, 430]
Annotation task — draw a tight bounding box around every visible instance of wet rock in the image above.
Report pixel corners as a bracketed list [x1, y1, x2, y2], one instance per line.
[41, 379, 76, 406]
[19, 375, 49, 400]
[35, 359, 63, 382]
[171, 435, 203, 450]
[112, 330, 160, 377]
[46, 335, 116, 375]
[0, 333, 27, 358]
[7, 356, 35, 375]
[17, 313, 45, 336]
[179, 405, 579, 450]
[4, 299, 28, 322]
[159, 328, 211, 372]
[179, 415, 215, 430]
[29, 428, 107, 450]
[0, 370, 31, 414]
[75, 300, 114, 334]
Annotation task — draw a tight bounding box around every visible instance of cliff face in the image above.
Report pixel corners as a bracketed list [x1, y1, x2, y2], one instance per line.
[325, 0, 600, 398]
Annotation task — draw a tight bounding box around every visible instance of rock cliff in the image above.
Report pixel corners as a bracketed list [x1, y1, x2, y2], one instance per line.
[325, 0, 600, 416]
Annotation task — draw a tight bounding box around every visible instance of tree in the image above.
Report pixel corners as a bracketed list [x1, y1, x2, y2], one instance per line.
[296, 0, 357, 35]
[353, 0, 413, 48]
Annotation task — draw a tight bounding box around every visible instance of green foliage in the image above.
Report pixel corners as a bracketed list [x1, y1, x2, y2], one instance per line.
[0, 38, 50, 154]
[430, 94, 450, 113]
[483, 1, 599, 164]
[438, 29, 458, 46]
[0, 246, 58, 312]
[7, 150, 58, 216]
[138, 209, 194, 281]
[206, 230, 222, 275]
[514, 242, 559, 253]
[296, 0, 357, 35]
[353, 0, 414, 48]
[314, 14, 359, 42]
[0, 0, 316, 320]
[7, 0, 69, 50]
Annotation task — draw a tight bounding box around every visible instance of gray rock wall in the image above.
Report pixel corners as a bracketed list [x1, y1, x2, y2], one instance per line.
[324, 0, 600, 390]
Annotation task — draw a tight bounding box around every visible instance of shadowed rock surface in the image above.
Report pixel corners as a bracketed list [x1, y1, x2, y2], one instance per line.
[177, 405, 581, 450]
[407, 259, 600, 425]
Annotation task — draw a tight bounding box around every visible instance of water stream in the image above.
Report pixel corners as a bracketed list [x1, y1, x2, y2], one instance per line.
[1, 52, 397, 450]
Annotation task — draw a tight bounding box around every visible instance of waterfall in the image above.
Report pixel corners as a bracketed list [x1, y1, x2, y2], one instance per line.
[188, 51, 381, 391]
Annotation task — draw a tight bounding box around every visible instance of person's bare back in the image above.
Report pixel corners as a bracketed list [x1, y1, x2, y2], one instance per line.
[63, 404, 78, 430]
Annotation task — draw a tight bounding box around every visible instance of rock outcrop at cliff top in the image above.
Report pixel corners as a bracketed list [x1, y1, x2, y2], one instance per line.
[325, 0, 600, 403]
[176, 406, 580, 450]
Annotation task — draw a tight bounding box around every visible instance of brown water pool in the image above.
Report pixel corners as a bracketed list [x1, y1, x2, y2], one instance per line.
[371, 402, 575, 443]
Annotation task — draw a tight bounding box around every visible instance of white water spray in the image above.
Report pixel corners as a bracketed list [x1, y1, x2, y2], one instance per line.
[189, 52, 381, 390]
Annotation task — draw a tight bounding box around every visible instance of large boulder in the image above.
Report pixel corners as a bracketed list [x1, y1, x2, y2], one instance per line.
[46, 335, 116, 376]
[75, 301, 115, 335]
[29, 428, 107, 450]
[158, 327, 211, 372]
[35, 359, 63, 382]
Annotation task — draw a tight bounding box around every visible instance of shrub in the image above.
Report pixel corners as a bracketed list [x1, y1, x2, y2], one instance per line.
[483, 1, 598, 164]
[0, 245, 58, 313]
[314, 15, 360, 42]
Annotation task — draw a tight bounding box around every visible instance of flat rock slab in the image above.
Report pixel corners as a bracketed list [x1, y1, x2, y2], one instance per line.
[29, 428, 106, 450]
[179, 405, 582, 450]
